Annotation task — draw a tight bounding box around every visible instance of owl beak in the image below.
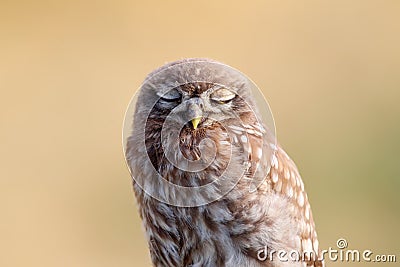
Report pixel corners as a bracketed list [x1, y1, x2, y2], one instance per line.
[187, 97, 203, 129]
[191, 117, 201, 130]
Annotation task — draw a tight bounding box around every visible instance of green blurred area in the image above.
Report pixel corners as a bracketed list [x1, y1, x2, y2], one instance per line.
[0, 1, 399, 266]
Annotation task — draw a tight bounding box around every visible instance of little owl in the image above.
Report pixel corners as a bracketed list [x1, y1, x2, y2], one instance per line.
[125, 58, 324, 266]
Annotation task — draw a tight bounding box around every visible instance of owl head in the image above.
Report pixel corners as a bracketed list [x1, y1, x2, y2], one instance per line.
[138, 59, 260, 128]
[125, 58, 276, 206]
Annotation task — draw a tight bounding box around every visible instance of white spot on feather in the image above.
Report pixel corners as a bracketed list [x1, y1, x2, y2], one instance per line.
[271, 171, 279, 183]
[305, 205, 310, 220]
[269, 143, 278, 151]
[233, 135, 238, 144]
[271, 154, 278, 169]
[285, 185, 294, 198]
[255, 147, 262, 159]
[297, 192, 305, 207]
[303, 238, 313, 253]
[228, 125, 244, 132]
[313, 239, 319, 252]
[284, 168, 290, 180]
[275, 179, 282, 192]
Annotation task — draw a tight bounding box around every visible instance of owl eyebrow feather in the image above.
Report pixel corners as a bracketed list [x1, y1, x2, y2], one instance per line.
[179, 82, 212, 94]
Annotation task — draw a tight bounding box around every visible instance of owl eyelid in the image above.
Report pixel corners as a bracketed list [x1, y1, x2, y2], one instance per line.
[160, 96, 181, 102]
[210, 88, 236, 103]
[157, 91, 182, 102]
[212, 98, 234, 104]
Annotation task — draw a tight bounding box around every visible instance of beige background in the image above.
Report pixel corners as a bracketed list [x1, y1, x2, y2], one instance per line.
[1, 1, 399, 266]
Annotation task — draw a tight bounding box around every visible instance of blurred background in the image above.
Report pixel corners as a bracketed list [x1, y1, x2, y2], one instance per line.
[1, 1, 399, 266]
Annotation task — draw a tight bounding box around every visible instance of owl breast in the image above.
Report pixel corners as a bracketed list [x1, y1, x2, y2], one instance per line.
[155, 120, 243, 187]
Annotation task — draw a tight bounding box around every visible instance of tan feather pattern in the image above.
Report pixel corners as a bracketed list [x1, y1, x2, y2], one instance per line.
[237, 116, 324, 266]
[271, 147, 324, 266]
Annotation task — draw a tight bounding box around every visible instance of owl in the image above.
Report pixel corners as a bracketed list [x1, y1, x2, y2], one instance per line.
[125, 58, 324, 266]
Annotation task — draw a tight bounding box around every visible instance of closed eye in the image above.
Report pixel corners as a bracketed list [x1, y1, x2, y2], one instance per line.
[210, 88, 236, 104]
[214, 99, 234, 104]
[157, 90, 181, 102]
[160, 96, 181, 102]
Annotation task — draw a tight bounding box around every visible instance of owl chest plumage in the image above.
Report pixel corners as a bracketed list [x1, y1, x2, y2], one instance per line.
[131, 121, 302, 266]
[134, 174, 303, 267]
